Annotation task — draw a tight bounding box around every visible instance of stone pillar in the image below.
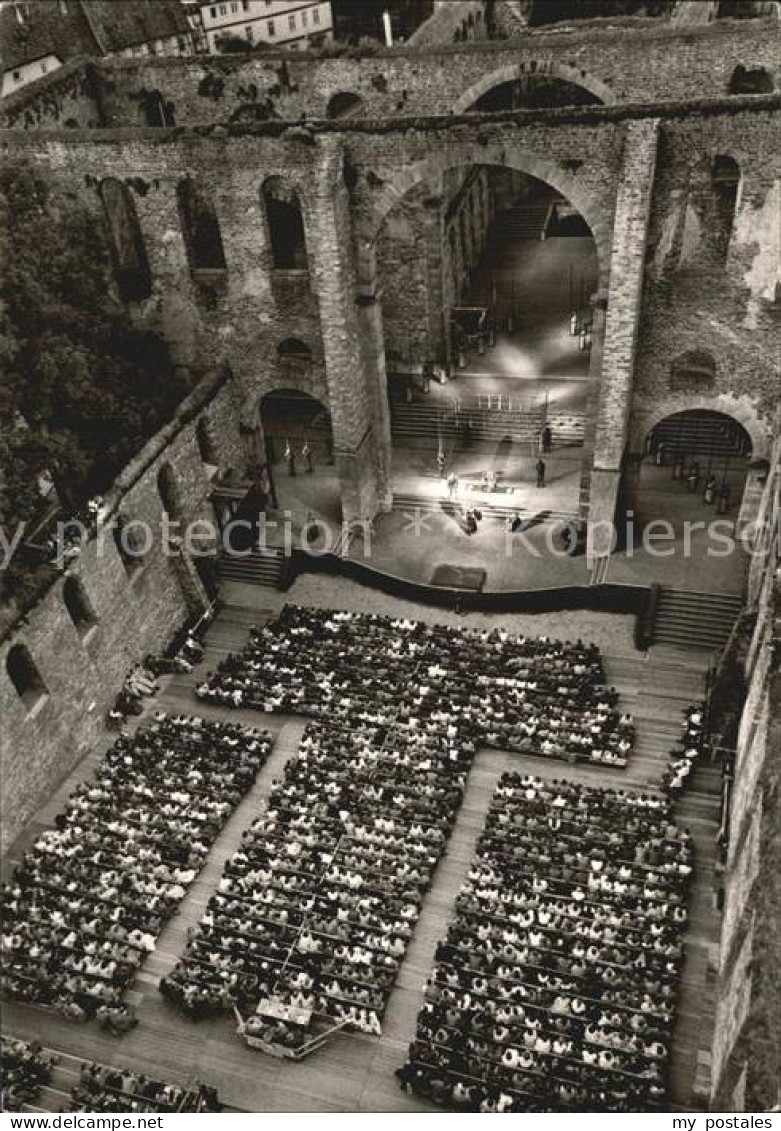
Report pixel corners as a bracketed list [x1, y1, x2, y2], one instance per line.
[355, 240, 393, 510]
[577, 295, 607, 521]
[134, 183, 201, 370]
[588, 119, 659, 564]
[423, 191, 448, 366]
[308, 139, 392, 523]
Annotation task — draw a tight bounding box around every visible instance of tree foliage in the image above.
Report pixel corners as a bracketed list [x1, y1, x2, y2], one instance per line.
[0, 159, 188, 608]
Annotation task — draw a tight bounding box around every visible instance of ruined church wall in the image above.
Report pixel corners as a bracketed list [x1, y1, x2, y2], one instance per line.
[628, 110, 779, 455]
[2, 18, 777, 130]
[0, 376, 243, 853]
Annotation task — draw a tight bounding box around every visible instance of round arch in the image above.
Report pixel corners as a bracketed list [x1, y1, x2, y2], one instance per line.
[633, 396, 769, 461]
[366, 147, 611, 284]
[450, 62, 616, 116]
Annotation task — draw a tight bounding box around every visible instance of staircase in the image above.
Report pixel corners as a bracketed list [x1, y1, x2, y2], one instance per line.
[218, 547, 285, 588]
[487, 201, 552, 244]
[651, 587, 743, 652]
[391, 401, 544, 448]
[651, 412, 751, 460]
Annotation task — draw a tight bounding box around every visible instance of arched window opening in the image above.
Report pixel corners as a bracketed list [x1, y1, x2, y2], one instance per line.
[326, 91, 363, 119]
[177, 179, 227, 274]
[157, 462, 183, 521]
[141, 89, 176, 127]
[63, 575, 97, 637]
[196, 416, 219, 467]
[472, 76, 602, 113]
[99, 178, 152, 303]
[113, 513, 146, 577]
[6, 643, 48, 711]
[728, 64, 774, 94]
[669, 350, 717, 392]
[712, 156, 741, 260]
[262, 177, 308, 271]
[277, 338, 313, 381]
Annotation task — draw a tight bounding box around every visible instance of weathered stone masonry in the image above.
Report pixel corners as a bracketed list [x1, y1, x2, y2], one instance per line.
[3, 18, 778, 130]
[0, 372, 245, 853]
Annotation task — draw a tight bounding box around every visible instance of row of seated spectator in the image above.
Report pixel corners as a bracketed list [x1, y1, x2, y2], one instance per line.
[196, 605, 633, 768]
[160, 717, 474, 1041]
[0, 1036, 219, 1114]
[661, 703, 710, 798]
[71, 1061, 219, 1113]
[1, 715, 271, 1021]
[396, 774, 693, 1113]
[0, 1036, 55, 1112]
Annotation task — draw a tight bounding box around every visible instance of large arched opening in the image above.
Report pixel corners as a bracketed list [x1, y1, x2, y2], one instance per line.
[451, 62, 614, 114]
[259, 388, 340, 529]
[627, 409, 754, 540]
[373, 159, 600, 554]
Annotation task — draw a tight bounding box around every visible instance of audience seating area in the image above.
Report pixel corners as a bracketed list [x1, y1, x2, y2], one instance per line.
[1, 1036, 56, 1112]
[1, 716, 271, 1020]
[155, 607, 633, 1045]
[161, 715, 472, 1039]
[196, 605, 634, 767]
[0, 1036, 218, 1113]
[397, 774, 692, 1112]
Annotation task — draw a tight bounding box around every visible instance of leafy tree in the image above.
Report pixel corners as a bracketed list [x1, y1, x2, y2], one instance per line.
[0, 159, 188, 609]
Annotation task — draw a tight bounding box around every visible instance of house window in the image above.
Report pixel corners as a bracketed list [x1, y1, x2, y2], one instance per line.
[210, 6, 216, 16]
[13, 71, 21, 82]
[41, 60, 48, 73]
[302, 8, 307, 25]
[289, 13, 295, 30]
[267, 18, 275, 35]
[245, 23, 254, 39]
[243, 0, 250, 8]
[231, 1, 238, 11]
[219, 4, 227, 15]
[313, 7, 320, 24]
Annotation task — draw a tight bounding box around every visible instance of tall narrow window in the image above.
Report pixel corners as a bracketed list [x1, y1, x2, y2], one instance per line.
[141, 89, 176, 126]
[261, 177, 308, 270]
[6, 642, 48, 711]
[63, 575, 97, 638]
[177, 178, 227, 273]
[712, 156, 740, 262]
[196, 416, 219, 467]
[99, 179, 152, 303]
[157, 462, 183, 521]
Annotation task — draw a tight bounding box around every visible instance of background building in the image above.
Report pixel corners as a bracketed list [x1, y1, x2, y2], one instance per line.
[0, 0, 195, 96]
[199, 0, 333, 53]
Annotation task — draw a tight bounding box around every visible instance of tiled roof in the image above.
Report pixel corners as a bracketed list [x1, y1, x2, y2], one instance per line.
[0, 1, 191, 73]
[83, 1, 191, 54]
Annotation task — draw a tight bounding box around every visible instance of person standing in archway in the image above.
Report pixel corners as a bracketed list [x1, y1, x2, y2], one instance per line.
[301, 441, 313, 473]
[284, 440, 296, 476]
[536, 458, 546, 488]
